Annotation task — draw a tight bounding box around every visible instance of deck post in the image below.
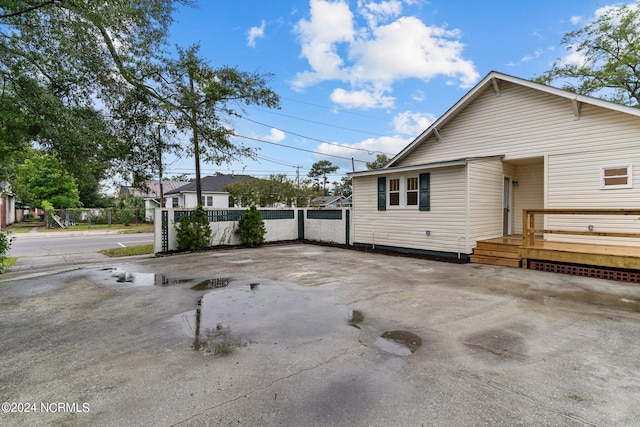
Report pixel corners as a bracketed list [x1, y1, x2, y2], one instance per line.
[529, 211, 536, 245]
[522, 210, 528, 247]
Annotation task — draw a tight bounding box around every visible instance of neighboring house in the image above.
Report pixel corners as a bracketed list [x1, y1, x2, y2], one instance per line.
[0, 181, 16, 229]
[311, 195, 350, 208]
[164, 175, 253, 209]
[350, 71, 640, 262]
[121, 180, 189, 222]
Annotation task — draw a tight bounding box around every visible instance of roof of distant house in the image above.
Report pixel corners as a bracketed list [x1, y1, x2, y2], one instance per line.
[121, 180, 190, 199]
[164, 175, 253, 196]
[311, 195, 343, 206]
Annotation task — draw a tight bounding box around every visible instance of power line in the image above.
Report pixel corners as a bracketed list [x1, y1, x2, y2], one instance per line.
[247, 106, 387, 138]
[241, 116, 395, 156]
[235, 134, 369, 163]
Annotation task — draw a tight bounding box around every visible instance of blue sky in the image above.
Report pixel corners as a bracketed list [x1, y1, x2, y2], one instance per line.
[163, 0, 635, 184]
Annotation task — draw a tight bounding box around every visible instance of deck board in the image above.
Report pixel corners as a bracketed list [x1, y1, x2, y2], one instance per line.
[475, 235, 640, 270]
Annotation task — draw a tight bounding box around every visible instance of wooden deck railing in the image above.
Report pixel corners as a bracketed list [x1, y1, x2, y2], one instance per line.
[522, 209, 640, 248]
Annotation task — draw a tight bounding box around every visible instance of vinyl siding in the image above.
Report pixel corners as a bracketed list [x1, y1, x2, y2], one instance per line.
[546, 148, 640, 246]
[353, 166, 467, 254]
[394, 81, 640, 167]
[467, 158, 504, 246]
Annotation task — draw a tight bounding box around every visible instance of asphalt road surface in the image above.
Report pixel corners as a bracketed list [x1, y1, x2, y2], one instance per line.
[7, 231, 154, 269]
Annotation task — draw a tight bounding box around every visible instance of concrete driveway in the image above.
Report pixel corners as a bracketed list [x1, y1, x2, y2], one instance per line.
[1, 243, 639, 426]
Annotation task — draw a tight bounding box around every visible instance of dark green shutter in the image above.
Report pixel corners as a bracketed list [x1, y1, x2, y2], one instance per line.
[419, 173, 430, 211]
[377, 177, 386, 211]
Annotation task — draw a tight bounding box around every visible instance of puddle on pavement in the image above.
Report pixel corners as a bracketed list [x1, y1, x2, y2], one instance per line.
[192, 302, 246, 354]
[175, 281, 356, 356]
[464, 329, 526, 361]
[191, 277, 232, 291]
[374, 330, 422, 356]
[101, 268, 234, 289]
[106, 268, 194, 287]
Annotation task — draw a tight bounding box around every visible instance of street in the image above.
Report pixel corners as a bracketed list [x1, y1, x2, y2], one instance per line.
[7, 232, 154, 269]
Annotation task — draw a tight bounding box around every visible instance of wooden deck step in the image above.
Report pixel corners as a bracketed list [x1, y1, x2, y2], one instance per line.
[474, 242, 520, 254]
[470, 254, 521, 268]
[471, 237, 523, 268]
[472, 248, 521, 259]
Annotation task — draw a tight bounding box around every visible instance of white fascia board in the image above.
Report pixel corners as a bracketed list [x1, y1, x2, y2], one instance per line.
[350, 155, 504, 178]
[349, 158, 469, 178]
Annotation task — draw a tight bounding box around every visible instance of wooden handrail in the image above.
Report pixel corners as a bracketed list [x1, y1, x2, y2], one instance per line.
[522, 209, 640, 247]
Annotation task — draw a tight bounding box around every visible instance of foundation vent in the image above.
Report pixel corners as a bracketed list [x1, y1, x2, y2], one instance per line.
[528, 260, 640, 283]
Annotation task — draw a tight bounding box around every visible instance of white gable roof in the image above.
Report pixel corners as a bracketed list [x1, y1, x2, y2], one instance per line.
[388, 71, 640, 168]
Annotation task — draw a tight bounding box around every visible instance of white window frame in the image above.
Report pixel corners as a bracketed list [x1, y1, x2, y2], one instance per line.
[600, 165, 632, 189]
[387, 175, 419, 209]
[201, 195, 214, 207]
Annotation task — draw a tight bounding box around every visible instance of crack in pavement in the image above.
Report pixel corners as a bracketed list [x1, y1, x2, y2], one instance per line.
[452, 368, 599, 426]
[170, 348, 350, 426]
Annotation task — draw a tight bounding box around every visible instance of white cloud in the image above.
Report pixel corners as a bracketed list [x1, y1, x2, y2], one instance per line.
[392, 110, 435, 135]
[247, 20, 266, 47]
[292, 0, 355, 89]
[315, 135, 411, 170]
[263, 128, 286, 143]
[358, 0, 403, 27]
[521, 48, 543, 62]
[349, 17, 478, 86]
[330, 87, 395, 109]
[569, 15, 582, 25]
[292, 0, 479, 109]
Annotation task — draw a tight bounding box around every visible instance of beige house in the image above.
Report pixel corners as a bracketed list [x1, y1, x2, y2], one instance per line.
[350, 71, 640, 265]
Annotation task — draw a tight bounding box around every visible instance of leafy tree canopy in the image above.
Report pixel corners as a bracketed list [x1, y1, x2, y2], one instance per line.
[225, 175, 313, 208]
[308, 160, 339, 195]
[14, 150, 80, 208]
[366, 154, 389, 170]
[0, 1, 190, 199]
[1, 1, 281, 208]
[331, 176, 352, 197]
[533, 4, 640, 106]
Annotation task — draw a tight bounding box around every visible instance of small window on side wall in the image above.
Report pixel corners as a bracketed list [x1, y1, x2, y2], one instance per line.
[600, 165, 632, 189]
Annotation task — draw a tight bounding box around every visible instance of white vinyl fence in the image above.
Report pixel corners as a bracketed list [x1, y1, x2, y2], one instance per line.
[154, 208, 352, 253]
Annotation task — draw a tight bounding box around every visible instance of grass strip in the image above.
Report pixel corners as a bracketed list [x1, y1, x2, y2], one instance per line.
[99, 244, 154, 257]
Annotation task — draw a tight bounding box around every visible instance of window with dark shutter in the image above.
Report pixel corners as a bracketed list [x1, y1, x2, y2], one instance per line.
[419, 173, 430, 211]
[377, 176, 386, 210]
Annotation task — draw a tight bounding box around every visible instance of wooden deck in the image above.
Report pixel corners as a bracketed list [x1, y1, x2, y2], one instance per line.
[471, 235, 640, 271]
